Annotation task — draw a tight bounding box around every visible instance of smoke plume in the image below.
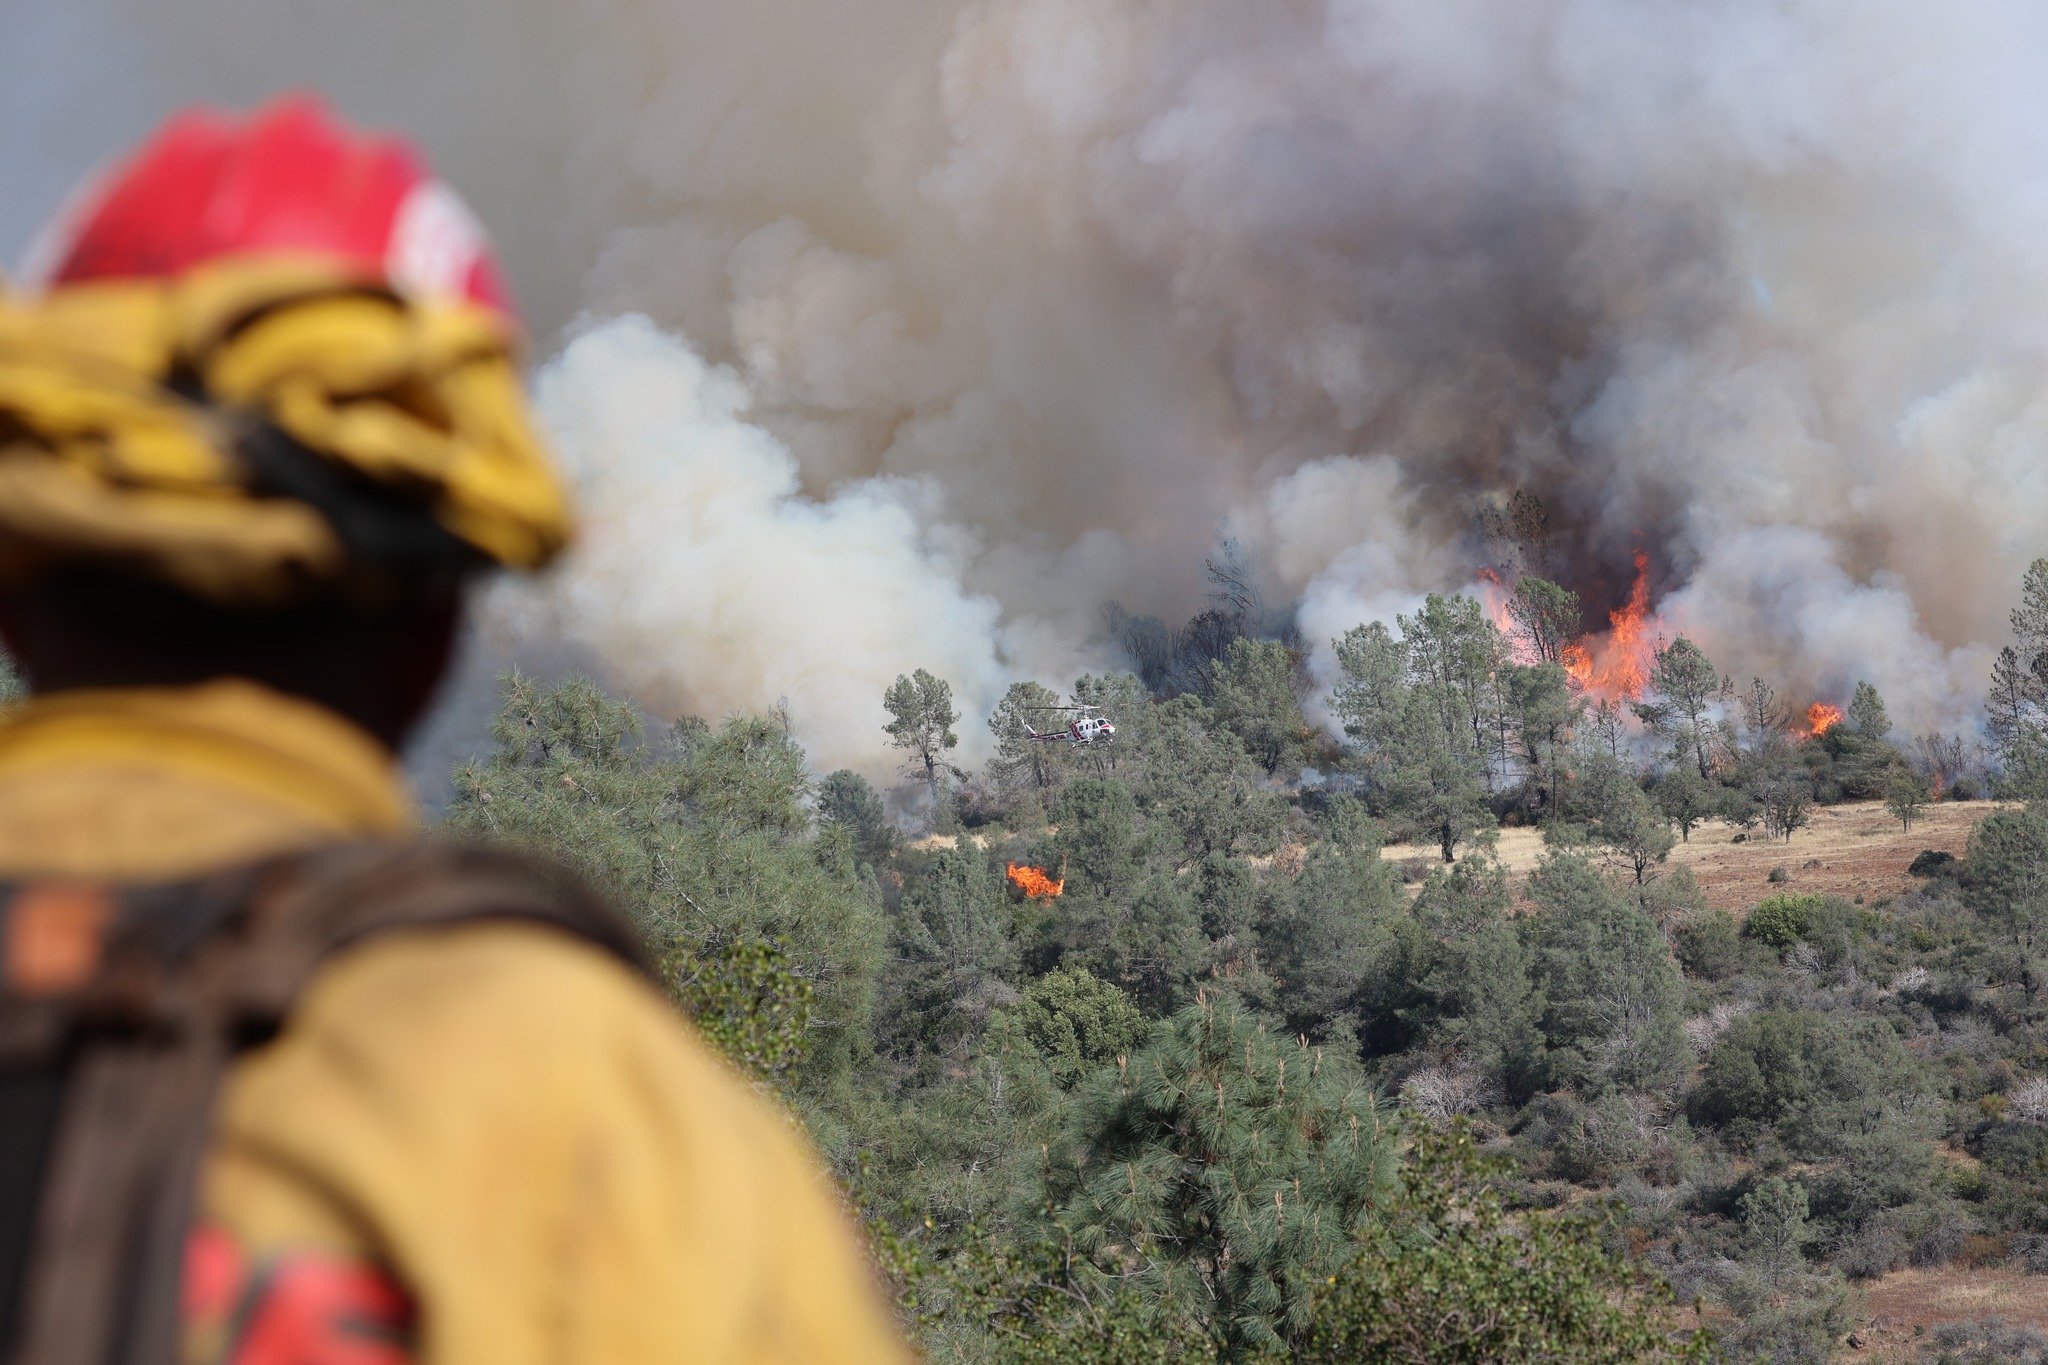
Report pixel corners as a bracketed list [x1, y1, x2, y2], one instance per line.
[8, 0, 2048, 771]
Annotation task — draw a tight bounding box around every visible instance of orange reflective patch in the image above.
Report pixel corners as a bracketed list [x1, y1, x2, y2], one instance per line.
[3, 883, 112, 995]
[184, 1223, 415, 1365]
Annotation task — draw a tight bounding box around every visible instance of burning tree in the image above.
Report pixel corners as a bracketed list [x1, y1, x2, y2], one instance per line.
[1800, 702, 1844, 739]
[1918, 732, 1973, 799]
[1006, 861, 1066, 898]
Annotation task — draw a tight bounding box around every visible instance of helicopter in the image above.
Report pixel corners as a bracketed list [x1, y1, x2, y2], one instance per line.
[1025, 703, 1117, 746]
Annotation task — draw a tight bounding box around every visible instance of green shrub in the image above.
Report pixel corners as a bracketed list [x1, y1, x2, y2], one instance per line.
[666, 935, 814, 1083]
[1691, 1010, 1928, 1157]
[1012, 967, 1151, 1087]
[1298, 1124, 1712, 1362]
[1746, 893, 1821, 950]
[1712, 1267, 1857, 1364]
[1976, 1122, 2048, 1179]
[872, 1218, 1219, 1364]
[1908, 849, 1958, 878]
[1675, 909, 1748, 981]
[1641, 865, 1709, 921]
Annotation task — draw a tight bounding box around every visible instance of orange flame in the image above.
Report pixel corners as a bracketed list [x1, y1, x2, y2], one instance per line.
[1800, 702, 1844, 739]
[1006, 862, 1065, 899]
[1559, 550, 1659, 702]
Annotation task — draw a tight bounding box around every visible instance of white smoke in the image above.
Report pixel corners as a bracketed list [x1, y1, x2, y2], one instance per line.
[9, 0, 2048, 766]
[511, 315, 1010, 774]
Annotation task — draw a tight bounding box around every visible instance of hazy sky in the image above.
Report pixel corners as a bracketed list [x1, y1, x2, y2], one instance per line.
[11, 0, 2048, 784]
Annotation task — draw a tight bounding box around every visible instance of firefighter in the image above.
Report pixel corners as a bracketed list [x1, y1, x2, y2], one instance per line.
[0, 97, 909, 1365]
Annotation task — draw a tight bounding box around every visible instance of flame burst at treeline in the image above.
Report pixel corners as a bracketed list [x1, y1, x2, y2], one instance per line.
[1557, 552, 1656, 701]
[1480, 552, 1843, 733]
[1006, 863, 1065, 899]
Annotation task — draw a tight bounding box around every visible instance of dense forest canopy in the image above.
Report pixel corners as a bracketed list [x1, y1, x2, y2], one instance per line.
[421, 558, 2048, 1360]
[13, 560, 2048, 1359]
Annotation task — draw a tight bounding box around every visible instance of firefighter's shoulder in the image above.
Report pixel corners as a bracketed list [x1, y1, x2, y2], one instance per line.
[202, 919, 910, 1364]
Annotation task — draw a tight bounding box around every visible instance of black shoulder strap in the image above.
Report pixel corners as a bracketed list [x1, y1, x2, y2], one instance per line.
[215, 840, 648, 1027]
[0, 840, 644, 1365]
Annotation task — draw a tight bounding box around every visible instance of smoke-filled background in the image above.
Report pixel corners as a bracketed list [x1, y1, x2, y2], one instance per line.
[7, 0, 2047, 775]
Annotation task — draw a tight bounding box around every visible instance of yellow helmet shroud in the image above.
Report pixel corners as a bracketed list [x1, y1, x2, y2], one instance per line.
[0, 258, 572, 607]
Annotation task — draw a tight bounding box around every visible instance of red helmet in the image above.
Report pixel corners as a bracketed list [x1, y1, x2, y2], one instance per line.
[22, 94, 512, 319]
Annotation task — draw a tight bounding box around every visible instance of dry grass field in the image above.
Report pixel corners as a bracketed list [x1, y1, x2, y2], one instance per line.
[1382, 799, 2002, 914]
[1844, 1266, 2048, 1358]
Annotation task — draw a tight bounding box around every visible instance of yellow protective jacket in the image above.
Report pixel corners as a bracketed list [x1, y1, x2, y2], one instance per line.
[0, 680, 910, 1365]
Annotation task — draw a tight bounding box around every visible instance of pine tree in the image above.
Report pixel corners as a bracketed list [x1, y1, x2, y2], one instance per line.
[892, 846, 1021, 1052]
[1884, 763, 1928, 834]
[1045, 993, 1393, 1358]
[1654, 765, 1714, 843]
[884, 668, 962, 809]
[1738, 1177, 1813, 1276]
[1521, 855, 1690, 1096]
[1412, 859, 1542, 1103]
[1507, 576, 1582, 666]
[818, 768, 896, 867]
[1581, 759, 1676, 886]
[1636, 638, 1723, 777]
[1332, 602, 1500, 862]
[1330, 621, 1408, 785]
[1966, 807, 2048, 1004]
[1259, 839, 1406, 1031]
[1846, 681, 1890, 739]
[448, 673, 886, 1092]
[1505, 661, 1580, 816]
[1013, 968, 1152, 1088]
[1401, 594, 1506, 789]
[988, 680, 1067, 792]
[1986, 560, 2048, 796]
[1210, 638, 1314, 775]
[1141, 700, 1287, 866]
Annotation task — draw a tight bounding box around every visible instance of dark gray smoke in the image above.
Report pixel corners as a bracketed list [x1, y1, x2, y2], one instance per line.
[8, 0, 2044, 771]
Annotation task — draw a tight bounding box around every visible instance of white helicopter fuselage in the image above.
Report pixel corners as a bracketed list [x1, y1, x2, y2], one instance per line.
[1026, 715, 1117, 745]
